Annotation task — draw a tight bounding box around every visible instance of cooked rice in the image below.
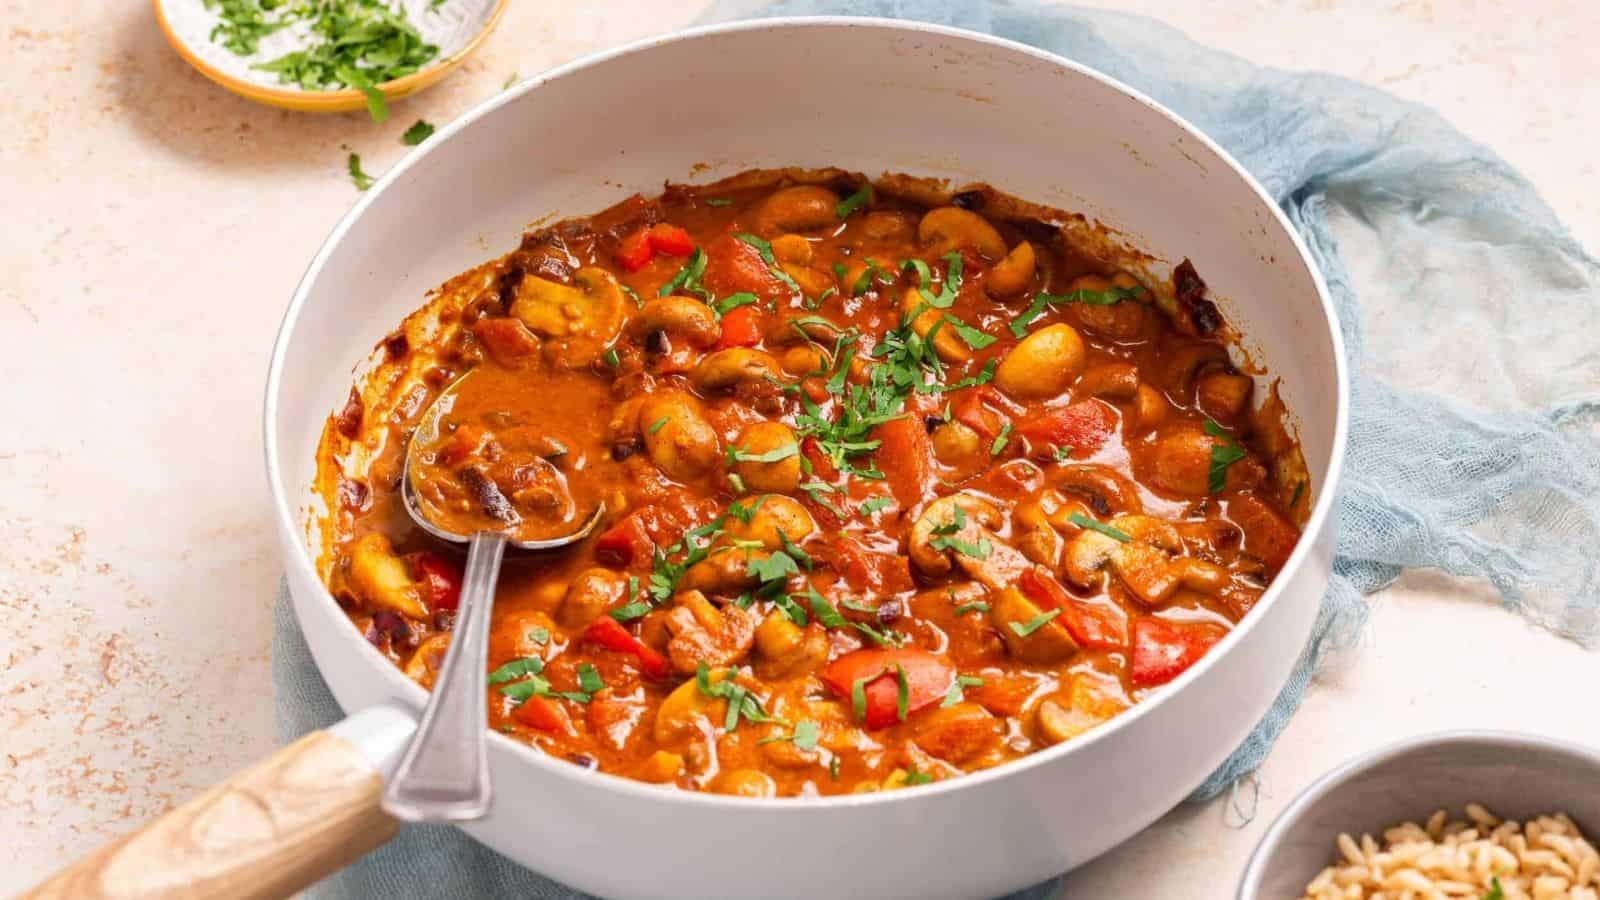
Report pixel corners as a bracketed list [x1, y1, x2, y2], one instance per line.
[1299, 804, 1600, 899]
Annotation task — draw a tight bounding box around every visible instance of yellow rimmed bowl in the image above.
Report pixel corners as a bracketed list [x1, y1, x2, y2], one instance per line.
[151, 0, 510, 113]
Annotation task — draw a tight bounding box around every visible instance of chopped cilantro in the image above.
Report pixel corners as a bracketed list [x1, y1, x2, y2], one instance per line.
[1204, 418, 1247, 493]
[487, 657, 544, 684]
[858, 496, 893, 517]
[941, 674, 985, 708]
[953, 601, 990, 616]
[648, 416, 670, 435]
[989, 423, 1013, 456]
[894, 664, 910, 720]
[748, 551, 801, 585]
[851, 621, 909, 648]
[1009, 608, 1063, 637]
[733, 233, 803, 296]
[601, 348, 620, 368]
[758, 719, 820, 751]
[1291, 479, 1307, 507]
[658, 247, 711, 301]
[902, 765, 934, 785]
[1008, 284, 1145, 337]
[836, 184, 872, 218]
[609, 601, 651, 622]
[705, 197, 735, 207]
[801, 589, 848, 629]
[712, 291, 759, 317]
[829, 755, 841, 780]
[346, 152, 374, 191]
[576, 663, 605, 695]
[1482, 877, 1504, 900]
[840, 598, 879, 614]
[620, 283, 644, 309]
[726, 442, 798, 465]
[1068, 512, 1131, 543]
[901, 252, 964, 309]
[401, 119, 434, 146]
[529, 626, 550, 645]
[694, 662, 786, 732]
[940, 314, 996, 349]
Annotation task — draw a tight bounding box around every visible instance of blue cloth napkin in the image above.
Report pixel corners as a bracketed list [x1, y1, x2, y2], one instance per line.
[274, 1, 1600, 895]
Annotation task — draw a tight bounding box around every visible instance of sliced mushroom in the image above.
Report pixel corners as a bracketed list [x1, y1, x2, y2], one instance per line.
[917, 207, 1007, 260]
[1077, 363, 1140, 401]
[908, 493, 1003, 577]
[348, 533, 427, 619]
[664, 589, 757, 674]
[754, 185, 840, 235]
[1061, 514, 1229, 607]
[632, 297, 720, 349]
[731, 422, 802, 494]
[691, 347, 782, 391]
[722, 495, 815, 549]
[637, 390, 721, 483]
[1146, 426, 1239, 497]
[900, 287, 971, 365]
[993, 323, 1086, 400]
[753, 610, 829, 680]
[678, 546, 765, 598]
[1035, 675, 1129, 745]
[555, 567, 628, 629]
[1055, 464, 1144, 517]
[985, 241, 1036, 297]
[1130, 384, 1169, 432]
[507, 267, 627, 366]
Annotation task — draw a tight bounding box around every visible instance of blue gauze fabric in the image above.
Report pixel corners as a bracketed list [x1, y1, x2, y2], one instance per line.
[273, 2, 1600, 896]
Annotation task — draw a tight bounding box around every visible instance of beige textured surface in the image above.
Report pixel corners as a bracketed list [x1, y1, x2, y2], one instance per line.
[2, 1, 1595, 896]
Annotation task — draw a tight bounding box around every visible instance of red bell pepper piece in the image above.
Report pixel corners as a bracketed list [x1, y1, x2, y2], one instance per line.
[409, 552, 463, 612]
[821, 648, 953, 729]
[1017, 565, 1126, 650]
[1016, 400, 1116, 456]
[616, 228, 654, 272]
[953, 386, 1005, 441]
[1130, 617, 1227, 687]
[875, 416, 934, 509]
[714, 305, 761, 349]
[646, 223, 694, 256]
[583, 616, 670, 679]
[511, 695, 571, 733]
[593, 512, 653, 567]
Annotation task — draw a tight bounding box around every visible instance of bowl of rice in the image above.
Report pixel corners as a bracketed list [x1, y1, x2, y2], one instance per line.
[153, 0, 509, 115]
[1239, 732, 1600, 900]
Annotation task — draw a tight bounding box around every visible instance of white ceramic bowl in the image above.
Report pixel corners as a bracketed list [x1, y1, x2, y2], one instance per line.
[266, 18, 1348, 900]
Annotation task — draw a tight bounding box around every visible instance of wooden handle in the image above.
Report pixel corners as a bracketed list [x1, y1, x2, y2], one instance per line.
[19, 729, 399, 900]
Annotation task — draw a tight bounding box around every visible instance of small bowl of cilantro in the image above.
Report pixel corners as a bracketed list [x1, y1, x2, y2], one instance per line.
[153, 0, 509, 118]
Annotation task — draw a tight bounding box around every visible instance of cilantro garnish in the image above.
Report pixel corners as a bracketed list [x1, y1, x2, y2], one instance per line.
[940, 314, 996, 349]
[346, 152, 374, 191]
[705, 197, 735, 207]
[747, 550, 801, 586]
[1008, 285, 1145, 337]
[695, 662, 786, 732]
[1290, 479, 1306, 507]
[576, 663, 605, 695]
[903, 765, 935, 786]
[989, 423, 1013, 456]
[1009, 609, 1063, 637]
[858, 496, 893, 517]
[1068, 512, 1131, 543]
[487, 656, 543, 684]
[941, 674, 985, 708]
[726, 442, 798, 465]
[529, 626, 550, 645]
[835, 184, 872, 218]
[734, 233, 803, 296]
[401, 119, 434, 146]
[1482, 877, 1504, 900]
[901, 252, 964, 309]
[953, 601, 990, 616]
[851, 621, 909, 648]
[713, 291, 759, 317]
[758, 719, 820, 751]
[798, 588, 847, 629]
[1203, 418, 1247, 493]
[648, 416, 670, 435]
[658, 247, 711, 301]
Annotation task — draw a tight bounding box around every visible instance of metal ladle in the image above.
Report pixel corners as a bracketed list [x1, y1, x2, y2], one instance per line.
[380, 371, 604, 822]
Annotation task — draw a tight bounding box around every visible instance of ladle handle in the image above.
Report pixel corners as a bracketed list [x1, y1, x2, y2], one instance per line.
[380, 530, 505, 822]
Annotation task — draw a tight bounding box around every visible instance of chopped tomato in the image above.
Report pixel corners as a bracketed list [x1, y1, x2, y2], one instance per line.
[1016, 400, 1116, 455]
[800, 437, 838, 480]
[646, 223, 694, 256]
[821, 648, 953, 729]
[470, 317, 540, 366]
[583, 617, 670, 679]
[701, 232, 788, 302]
[875, 416, 934, 509]
[510, 695, 571, 733]
[1130, 617, 1227, 687]
[715, 305, 761, 349]
[594, 512, 654, 567]
[953, 386, 1005, 441]
[616, 228, 654, 272]
[1226, 493, 1301, 574]
[409, 552, 463, 612]
[1017, 566, 1125, 650]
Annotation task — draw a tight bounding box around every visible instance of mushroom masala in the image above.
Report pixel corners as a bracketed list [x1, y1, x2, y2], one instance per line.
[314, 168, 1310, 797]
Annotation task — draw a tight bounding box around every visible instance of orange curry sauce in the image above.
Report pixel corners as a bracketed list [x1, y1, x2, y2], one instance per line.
[316, 169, 1308, 798]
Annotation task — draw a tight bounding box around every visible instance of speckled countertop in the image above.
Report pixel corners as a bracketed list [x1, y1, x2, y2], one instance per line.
[3, 1, 1597, 896]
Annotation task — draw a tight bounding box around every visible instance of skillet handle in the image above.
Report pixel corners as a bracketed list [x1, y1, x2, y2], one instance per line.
[17, 709, 412, 900]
